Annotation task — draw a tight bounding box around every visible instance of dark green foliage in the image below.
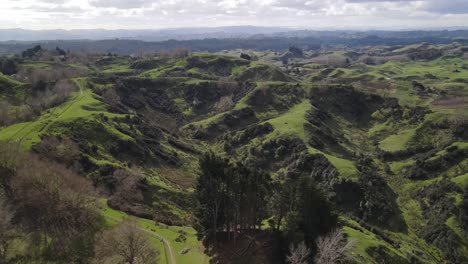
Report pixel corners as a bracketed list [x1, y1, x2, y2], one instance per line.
[226, 122, 273, 147]
[0, 58, 18, 75]
[236, 64, 292, 82]
[240, 53, 251, 60]
[358, 173, 406, 231]
[245, 137, 308, 170]
[295, 177, 337, 245]
[55, 46, 66, 56]
[412, 179, 465, 263]
[247, 83, 304, 112]
[276, 175, 337, 252]
[460, 188, 468, 233]
[305, 109, 353, 158]
[187, 55, 248, 77]
[310, 86, 386, 127]
[288, 46, 303, 56]
[222, 107, 256, 127]
[405, 148, 468, 180]
[191, 107, 259, 140]
[115, 78, 183, 120]
[130, 59, 161, 70]
[21, 45, 42, 58]
[194, 152, 271, 243]
[366, 246, 410, 264]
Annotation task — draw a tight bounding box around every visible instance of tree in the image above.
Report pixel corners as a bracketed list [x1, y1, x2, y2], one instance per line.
[11, 155, 99, 261]
[0, 141, 23, 196]
[94, 220, 159, 264]
[240, 53, 251, 60]
[53, 79, 77, 104]
[289, 46, 303, 56]
[0, 58, 18, 75]
[460, 188, 468, 233]
[195, 152, 229, 244]
[0, 100, 12, 126]
[276, 175, 337, 248]
[314, 229, 355, 264]
[22, 45, 42, 58]
[194, 152, 271, 244]
[173, 48, 190, 58]
[0, 190, 16, 262]
[102, 88, 121, 110]
[55, 46, 67, 56]
[286, 241, 310, 264]
[217, 77, 239, 93]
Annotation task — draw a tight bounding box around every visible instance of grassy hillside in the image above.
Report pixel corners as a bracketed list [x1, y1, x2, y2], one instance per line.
[1, 43, 467, 263]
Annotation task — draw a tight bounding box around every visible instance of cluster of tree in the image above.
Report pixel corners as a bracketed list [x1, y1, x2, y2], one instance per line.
[405, 147, 468, 180]
[21, 45, 69, 61]
[195, 151, 340, 262]
[0, 58, 18, 75]
[21, 45, 42, 58]
[288, 46, 303, 56]
[460, 188, 468, 233]
[240, 53, 251, 60]
[0, 78, 78, 127]
[157, 48, 190, 59]
[15, 64, 87, 84]
[0, 100, 35, 127]
[0, 140, 159, 263]
[412, 179, 466, 263]
[195, 152, 271, 243]
[270, 171, 337, 249]
[0, 141, 99, 262]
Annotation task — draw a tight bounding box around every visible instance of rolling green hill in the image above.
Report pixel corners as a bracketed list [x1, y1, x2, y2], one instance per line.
[0, 43, 467, 264]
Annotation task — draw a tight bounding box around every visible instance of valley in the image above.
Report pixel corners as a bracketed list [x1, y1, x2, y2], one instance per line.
[0, 41, 467, 264]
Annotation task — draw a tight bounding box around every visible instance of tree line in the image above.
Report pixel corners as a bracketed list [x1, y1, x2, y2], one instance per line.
[194, 152, 350, 263]
[195, 152, 271, 244]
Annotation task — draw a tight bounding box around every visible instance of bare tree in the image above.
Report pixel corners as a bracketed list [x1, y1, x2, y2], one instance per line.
[112, 169, 145, 202]
[53, 79, 77, 103]
[94, 220, 159, 264]
[214, 95, 234, 113]
[102, 88, 121, 110]
[0, 100, 12, 126]
[0, 190, 16, 262]
[314, 229, 355, 264]
[0, 141, 23, 194]
[173, 48, 190, 59]
[34, 136, 81, 169]
[12, 155, 98, 258]
[217, 77, 240, 94]
[286, 241, 310, 264]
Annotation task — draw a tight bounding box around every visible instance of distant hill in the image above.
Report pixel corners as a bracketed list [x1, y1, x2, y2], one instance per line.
[0, 29, 468, 55]
[0, 26, 291, 42]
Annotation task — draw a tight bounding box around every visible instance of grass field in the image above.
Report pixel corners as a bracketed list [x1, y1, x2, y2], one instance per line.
[379, 128, 416, 152]
[100, 200, 210, 264]
[0, 79, 126, 148]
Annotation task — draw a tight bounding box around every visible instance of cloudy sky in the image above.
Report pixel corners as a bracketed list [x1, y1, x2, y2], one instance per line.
[1, 0, 468, 30]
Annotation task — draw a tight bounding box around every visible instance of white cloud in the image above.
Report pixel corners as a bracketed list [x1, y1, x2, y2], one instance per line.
[0, 0, 466, 30]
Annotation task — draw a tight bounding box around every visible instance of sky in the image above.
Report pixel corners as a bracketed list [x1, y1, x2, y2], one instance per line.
[1, 0, 468, 30]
